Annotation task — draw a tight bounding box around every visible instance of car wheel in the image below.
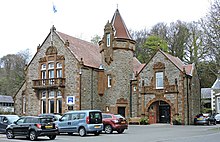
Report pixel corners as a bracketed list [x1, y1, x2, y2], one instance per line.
[79, 127, 86, 137]
[117, 129, 125, 134]
[48, 135, 56, 140]
[29, 130, 37, 141]
[6, 129, 14, 139]
[104, 125, 113, 134]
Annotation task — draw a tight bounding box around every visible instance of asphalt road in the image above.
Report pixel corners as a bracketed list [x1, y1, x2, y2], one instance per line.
[1, 124, 220, 142]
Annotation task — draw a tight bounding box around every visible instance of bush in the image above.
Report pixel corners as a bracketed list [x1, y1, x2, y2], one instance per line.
[172, 114, 182, 125]
[139, 117, 149, 125]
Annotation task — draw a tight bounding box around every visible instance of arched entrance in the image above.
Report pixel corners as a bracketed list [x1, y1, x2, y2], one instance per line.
[148, 100, 171, 124]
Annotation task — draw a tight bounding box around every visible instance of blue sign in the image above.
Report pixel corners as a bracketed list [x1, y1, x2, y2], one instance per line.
[67, 96, 75, 105]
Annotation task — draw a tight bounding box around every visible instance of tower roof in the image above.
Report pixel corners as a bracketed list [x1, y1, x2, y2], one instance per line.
[111, 9, 132, 40]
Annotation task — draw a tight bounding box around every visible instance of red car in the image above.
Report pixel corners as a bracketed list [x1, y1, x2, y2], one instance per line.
[102, 113, 128, 134]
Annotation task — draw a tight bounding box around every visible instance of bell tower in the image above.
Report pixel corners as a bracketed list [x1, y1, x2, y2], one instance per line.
[99, 9, 136, 117]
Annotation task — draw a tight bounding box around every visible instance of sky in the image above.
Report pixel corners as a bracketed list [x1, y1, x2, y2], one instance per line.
[0, 0, 212, 58]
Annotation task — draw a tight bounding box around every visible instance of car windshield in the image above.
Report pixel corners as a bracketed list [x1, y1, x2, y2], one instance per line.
[40, 118, 53, 123]
[7, 116, 19, 123]
[55, 115, 62, 119]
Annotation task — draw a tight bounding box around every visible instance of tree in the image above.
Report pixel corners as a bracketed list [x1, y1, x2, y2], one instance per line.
[200, 0, 220, 77]
[130, 29, 148, 63]
[0, 49, 30, 96]
[90, 34, 101, 45]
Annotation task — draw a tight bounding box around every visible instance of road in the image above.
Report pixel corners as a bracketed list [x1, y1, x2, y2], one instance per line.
[1, 124, 220, 142]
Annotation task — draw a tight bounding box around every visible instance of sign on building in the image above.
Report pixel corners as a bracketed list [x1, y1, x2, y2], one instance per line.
[66, 96, 75, 106]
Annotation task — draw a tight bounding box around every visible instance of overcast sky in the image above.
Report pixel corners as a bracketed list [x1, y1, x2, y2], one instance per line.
[0, 0, 212, 58]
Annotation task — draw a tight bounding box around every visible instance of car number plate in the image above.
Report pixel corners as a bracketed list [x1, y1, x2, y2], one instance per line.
[45, 125, 53, 129]
[121, 121, 125, 124]
[197, 118, 203, 120]
[94, 125, 101, 128]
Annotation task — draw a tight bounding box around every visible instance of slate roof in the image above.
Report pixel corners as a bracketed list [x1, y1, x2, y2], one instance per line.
[57, 31, 101, 68]
[161, 50, 193, 75]
[0, 95, 14, 103]
[111, 9, 132, 40]
[212, 77, 220, 89]
[201, 88, 211, 99]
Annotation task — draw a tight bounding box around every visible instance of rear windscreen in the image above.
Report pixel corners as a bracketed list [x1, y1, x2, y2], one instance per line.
[40, 118, 53, 123]
[89, 112, 102, 124]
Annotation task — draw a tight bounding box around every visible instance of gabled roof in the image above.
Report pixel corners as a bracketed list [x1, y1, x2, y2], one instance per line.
[212, 77, 220, 89]
[0, 95, 14, 103]
[111, 9, 132, 40]
[56, 31, 102, 68]
[161, 50, 193, 75]
[137, 49, 193, 76]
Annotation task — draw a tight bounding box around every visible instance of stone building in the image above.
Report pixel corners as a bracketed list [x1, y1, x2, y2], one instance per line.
[14, 9, 200, 125]
[211, 77, 220, 114]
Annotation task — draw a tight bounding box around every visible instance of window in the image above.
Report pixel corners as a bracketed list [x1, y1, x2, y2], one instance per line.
[57, 99, 62, 114]
[49, 70, 54, 84]
[108, 75, 112, 88]
[57, 91, 62, 98]
[57, 69, 62, 78]
[42, 91, 46, 99]
[56, 62, 62, 68]
[49, 100, 54, 113]
[49, 91, 55, 98]
[22, 96, 26, 114]
[156, 72, 164, 89]
[41, 64, 46, 70]
[218, 97, 220, 112]
[48, 62, 54, 69]
[42, 100, 46, 113]
[106, 33, 110, 47]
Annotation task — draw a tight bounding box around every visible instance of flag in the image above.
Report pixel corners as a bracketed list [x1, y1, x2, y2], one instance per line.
[53, 3, 57, 13]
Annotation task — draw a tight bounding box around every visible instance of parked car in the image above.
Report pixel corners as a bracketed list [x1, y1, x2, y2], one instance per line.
[38, 113, 62, 121]
[0, 115, 19, 133]
[214, 114, 220, 124]
[5, 116, 58, 141]
[102, 113, 128, 134]
[194, 113, 216, 125]
[55, 110, 103, 137]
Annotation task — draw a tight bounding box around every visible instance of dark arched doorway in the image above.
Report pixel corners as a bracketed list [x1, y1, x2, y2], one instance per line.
[148, 100, 171, 124]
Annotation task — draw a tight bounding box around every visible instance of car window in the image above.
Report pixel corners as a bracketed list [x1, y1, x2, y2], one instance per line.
[61, 114, 71, 121]
[24, 118, 33, 123]
[89, 112, 102, 124]
[72, 113, 79, 120]
[7, 116, 19, 123]
[16, 118, 25, 124]
[79, 113, 86, 119]
[114, 114, 124, 119]
[40, 118, 53, 123]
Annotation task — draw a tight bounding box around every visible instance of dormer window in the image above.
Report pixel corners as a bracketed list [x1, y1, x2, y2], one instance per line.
[156, 72, 164, 89]
[106, 33, 110, 47]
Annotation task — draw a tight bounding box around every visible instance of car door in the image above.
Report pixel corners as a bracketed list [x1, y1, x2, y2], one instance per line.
[0, 116, 9, 133]
[57, 114, 72, 133]
[12, 117, 26, 135]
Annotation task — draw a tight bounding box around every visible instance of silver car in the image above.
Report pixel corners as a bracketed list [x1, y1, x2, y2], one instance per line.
[55, 110, 103, 137]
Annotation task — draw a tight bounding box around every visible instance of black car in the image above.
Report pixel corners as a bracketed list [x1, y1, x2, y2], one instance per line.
[38, 113, 62, 121]
[6, 116, 58, 141]
[0, 115, 19, 133]
[194, 113, 216, 125]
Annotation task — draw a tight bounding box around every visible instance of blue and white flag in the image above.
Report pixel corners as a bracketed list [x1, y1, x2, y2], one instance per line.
[53, 3, 57, 13]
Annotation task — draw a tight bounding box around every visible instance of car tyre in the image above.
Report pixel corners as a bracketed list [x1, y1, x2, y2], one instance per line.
[48, 135, 56, 140]
[29, 130, 37, 141]
[117, 129, 125, 134]
[6, 129, 14, 139]
[104, 125, 113, 134]
[208, 121, 211, 125]
[79, 127, 86, 137]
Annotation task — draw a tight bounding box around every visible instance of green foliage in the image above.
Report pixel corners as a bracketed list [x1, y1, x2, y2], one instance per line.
[172, 114, 182, 125]
[139, 117, 149, 125]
